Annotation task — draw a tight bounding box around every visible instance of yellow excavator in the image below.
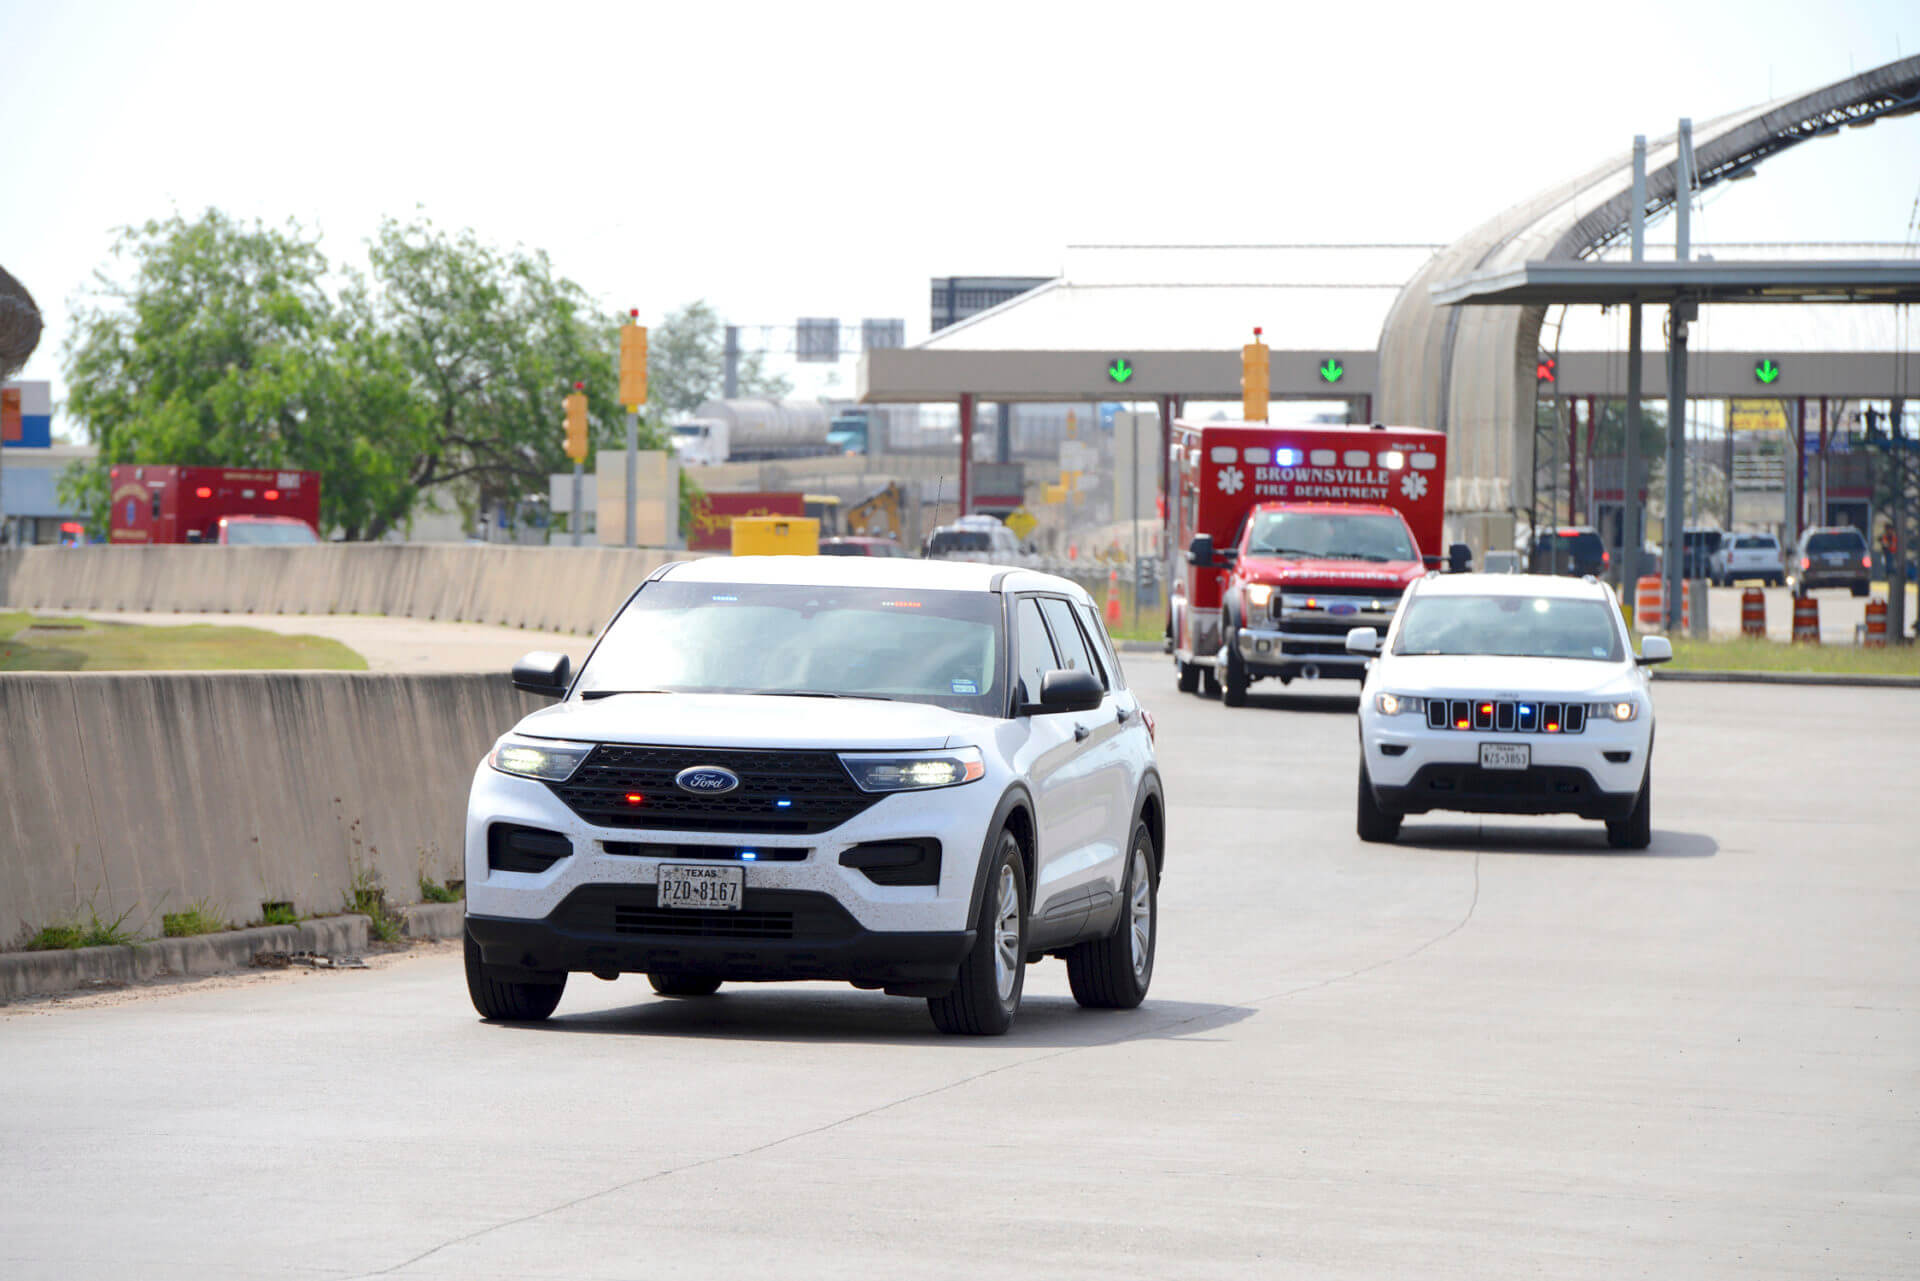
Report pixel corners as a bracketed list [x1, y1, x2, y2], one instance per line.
[843, 482, 905, 541]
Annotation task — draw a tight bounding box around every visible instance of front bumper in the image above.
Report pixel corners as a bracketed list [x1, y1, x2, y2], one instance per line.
[467, 887, 973, 984]
[1234, 625, 1371, 678]
[1361, 708, 1650, 819]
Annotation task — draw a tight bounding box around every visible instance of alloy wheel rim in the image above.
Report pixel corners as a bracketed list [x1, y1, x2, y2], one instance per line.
[1129, 846, 1153, 981]
[993, 864, 1020, 1002]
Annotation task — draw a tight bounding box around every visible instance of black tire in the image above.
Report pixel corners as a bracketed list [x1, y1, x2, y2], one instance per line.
[1066, 822, 1157, 1010]
[1356, 761, 1401, 843]
[648, 973, 723, 997]
[1201, 666, 1221, 699]
[1851, 582, 1869, 598]
[1222, 615, 1249, 707]
[1177, 660, 1200, 694]
[1607, 771, 1652, 850]
[929, 830, 1027, 1035]
[465, 928, 565, 1021]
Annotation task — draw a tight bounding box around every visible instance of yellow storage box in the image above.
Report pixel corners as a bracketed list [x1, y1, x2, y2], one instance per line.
[729, 515, 820, 556]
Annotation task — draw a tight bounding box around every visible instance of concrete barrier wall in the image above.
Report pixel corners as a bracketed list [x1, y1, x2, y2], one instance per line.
[0, 672, 537, 945]
[0, 544, 681, 635]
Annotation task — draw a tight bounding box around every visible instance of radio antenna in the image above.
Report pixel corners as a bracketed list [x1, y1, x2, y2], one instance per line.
[925, 474, 946, 557]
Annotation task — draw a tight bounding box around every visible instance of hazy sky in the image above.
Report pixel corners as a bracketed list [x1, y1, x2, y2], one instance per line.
[4, 0, 1918, 422]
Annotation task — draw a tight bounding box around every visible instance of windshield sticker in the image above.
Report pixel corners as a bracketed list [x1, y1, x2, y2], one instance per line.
[951, 679, 978, 695]
[1592, 646, 1609, 658]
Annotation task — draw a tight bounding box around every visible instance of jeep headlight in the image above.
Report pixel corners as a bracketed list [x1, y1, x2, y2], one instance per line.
[839, 747, 985, 792]
[1588, 700, 1639, 722]
[1244, 583, 1273, 609]
[1373, 693, 1425, 716]
[490, 735, 593, 781]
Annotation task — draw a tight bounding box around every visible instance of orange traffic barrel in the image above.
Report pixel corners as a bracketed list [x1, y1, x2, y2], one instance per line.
[1863, 598, 1888, 648]
[1634, 576, 1662, 632]
[1791, 594, 1820, 643]
[1105, 567, 1122, 625]
[1740, 587, 1766, 637]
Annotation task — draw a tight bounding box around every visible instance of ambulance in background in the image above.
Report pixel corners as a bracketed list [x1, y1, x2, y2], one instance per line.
[1167, 422, 1458, 705]
[108, 466, 322, 544]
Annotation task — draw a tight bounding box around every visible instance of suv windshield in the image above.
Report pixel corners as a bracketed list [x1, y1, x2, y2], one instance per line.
[1245, 511, 1415, 562]
[1394, 594, 1624, 662]
[1806, 530, 1865, 554]
[222, 521, 318, 546]
[1735, 536, 1776, 550]
[577, 581, 1004, 713]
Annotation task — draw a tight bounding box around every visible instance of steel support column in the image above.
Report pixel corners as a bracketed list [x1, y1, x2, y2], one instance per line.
[957, 392, 974, 517]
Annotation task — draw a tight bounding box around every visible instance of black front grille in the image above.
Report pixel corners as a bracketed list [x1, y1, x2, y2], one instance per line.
[546, 885, 862, 946]
[613, 905, 797, 939]
[1425, 699, 1586, 734]
[549, 745, 881, 833]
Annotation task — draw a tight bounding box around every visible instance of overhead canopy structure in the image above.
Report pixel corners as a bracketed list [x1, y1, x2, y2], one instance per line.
[1375, 54, 1920, 545]
[1431, 259, 1920, 308]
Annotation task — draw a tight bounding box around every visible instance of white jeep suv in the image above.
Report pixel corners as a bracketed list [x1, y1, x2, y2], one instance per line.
[1348, 573, 1669, 849]
[465, 556, 1164, 1035]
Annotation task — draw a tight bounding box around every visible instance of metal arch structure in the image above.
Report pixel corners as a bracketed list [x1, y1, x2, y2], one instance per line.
[1375, 54, 1920, 550]
[0, 263, 42, 382]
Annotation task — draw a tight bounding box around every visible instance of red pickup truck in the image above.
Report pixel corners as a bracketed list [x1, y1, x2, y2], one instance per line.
[1167, 421, 1458, 705]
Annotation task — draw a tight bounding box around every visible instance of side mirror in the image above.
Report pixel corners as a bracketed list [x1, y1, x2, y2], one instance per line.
[185, 530, 204, 545]
[1345, 627, 1380, 655]
[1030, 668, 1104, 715]
[1187, 534, 1215, 567]
[511, 651, 572, 698]
[1422, 554, 1441, 570]
[1448, 542, 1473, 573]
[1637, 635, 1672, 666]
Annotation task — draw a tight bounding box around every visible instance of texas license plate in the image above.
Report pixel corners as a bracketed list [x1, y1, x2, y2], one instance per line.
[1480, 742, 1530, 771]
[657, 864, 744, 911]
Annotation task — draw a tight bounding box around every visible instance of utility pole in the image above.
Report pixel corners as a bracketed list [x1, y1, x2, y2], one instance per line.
[564, 383, 589, 547]
[1662, 118, 1695, 632]
[620, 311, 649, 548]
[723, 325, 740, 399]
[1622, 135, 1647, 588]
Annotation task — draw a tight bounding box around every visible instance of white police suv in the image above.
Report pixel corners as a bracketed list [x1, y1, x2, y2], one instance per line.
[1347, 572, 1669, 849]
[465, 556, 1164, 1035]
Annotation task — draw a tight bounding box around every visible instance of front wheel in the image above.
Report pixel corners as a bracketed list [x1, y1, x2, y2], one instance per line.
[1222, 617, 1249, 707]
[929, 831, 1027, 1035]
[1606, 772, 1652, 850]
[1176, 660, 1200, 694]
[1066, 823, 1157, 1009]
[1356, 761, 1401, 843]
[465, 928, 565, 1021]
[1851, 582, 1870, 598]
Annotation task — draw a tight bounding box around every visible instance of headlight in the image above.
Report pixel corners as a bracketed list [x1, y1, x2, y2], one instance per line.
[1374, 693, 1425, 716]
[839, 747, 985, 792]
[1244, 583, 1273, 609]
[1587, 700, 1639, 722]
[490, 736, 593, 781]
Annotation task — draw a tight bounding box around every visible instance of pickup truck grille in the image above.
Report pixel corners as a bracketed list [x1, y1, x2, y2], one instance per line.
[1425, 699, 1587, 734]
[548, 745, 881, 834]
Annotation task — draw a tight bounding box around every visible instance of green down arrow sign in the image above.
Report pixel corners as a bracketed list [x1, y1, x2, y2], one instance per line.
[1107, 357, 1134, 384]
[1754, 358, 1782, 385]
[1319, 358, 1345, 384]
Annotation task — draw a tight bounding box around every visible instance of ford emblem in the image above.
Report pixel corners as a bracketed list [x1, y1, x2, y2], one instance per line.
[1329, 602, 1358, 616]
[674, 765, 740, 795]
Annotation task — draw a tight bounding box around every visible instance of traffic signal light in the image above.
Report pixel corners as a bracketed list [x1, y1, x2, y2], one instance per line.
[1241, 328, 1269, 423]
[564, 383, 589, 463]
[620, 310, 648, 409]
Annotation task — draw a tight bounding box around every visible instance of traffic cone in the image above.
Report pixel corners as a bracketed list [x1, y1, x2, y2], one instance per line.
[1105, 567, 1122, 625]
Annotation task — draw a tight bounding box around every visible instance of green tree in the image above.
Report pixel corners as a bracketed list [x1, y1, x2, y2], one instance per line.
[647, 300, 791, 418]
[60, 210, 415, 537]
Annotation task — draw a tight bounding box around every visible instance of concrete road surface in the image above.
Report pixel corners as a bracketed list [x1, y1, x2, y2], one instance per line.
[3, 668, 1916, 1279]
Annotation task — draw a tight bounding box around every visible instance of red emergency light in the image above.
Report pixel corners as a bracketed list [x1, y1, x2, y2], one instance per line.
[264, 489, 280, 501]
[196, 486, 213, 498]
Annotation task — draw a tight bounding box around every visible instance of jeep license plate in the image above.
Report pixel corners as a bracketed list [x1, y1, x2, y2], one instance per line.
[1480, 743, 1530, 771]
[657, 864, 744, 911]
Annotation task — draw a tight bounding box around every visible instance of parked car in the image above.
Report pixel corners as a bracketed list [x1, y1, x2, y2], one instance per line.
[819, 536, 910, 558]
[1528, 526, 1608, 577]
[1709, 533, 1784, 587]
[1481, 550, 1521, 574]
[464, 556, 1164, 1035]
[1789, 526, 1872, 597]
[924, 520, 1024, 563]
[1348, 572, 1670, 850]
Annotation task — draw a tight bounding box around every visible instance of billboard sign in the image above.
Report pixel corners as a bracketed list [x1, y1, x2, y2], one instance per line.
[687, 490, 805, 551]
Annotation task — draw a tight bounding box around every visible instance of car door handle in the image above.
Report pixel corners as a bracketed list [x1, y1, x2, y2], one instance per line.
[1115, 705, 1135, 724]
[1073, 723, 1091, 741]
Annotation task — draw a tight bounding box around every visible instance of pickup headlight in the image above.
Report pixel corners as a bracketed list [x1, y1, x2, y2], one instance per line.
[1244, 583, 1273, 609]
[839, 747, 985, 792]
[1588, 700, 1639, 722]
[490, 736, 593, 781]
[1373, 693, 1425, 716]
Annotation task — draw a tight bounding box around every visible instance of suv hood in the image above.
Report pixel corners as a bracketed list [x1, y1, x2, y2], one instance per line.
[513, 692, 977, 751]
[1238, 556, 1422, 589]
[1376, 654, 1637, 699]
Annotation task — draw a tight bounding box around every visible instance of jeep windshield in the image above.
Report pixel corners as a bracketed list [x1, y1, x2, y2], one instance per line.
[577, 581, 1005, 713]
[1245, 511, 1415, 562]
[1393, 594, 1625, 662]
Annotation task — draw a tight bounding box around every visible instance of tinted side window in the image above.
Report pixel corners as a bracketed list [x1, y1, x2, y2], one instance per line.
[1038, 597, 1097, 684]
[1013, 598, 1058, 704]
[1074, 601, 1126, 689]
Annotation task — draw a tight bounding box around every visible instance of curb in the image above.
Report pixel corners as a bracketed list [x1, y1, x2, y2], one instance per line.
[0, 914, 370, 1004]
[401, 901, 465, 940]
[1652, 669, 1920, 689]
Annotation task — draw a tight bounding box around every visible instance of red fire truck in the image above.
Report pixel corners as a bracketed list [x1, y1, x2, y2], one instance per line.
[1167, 421, 1454, 704]
[108, 466, 322, 545]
